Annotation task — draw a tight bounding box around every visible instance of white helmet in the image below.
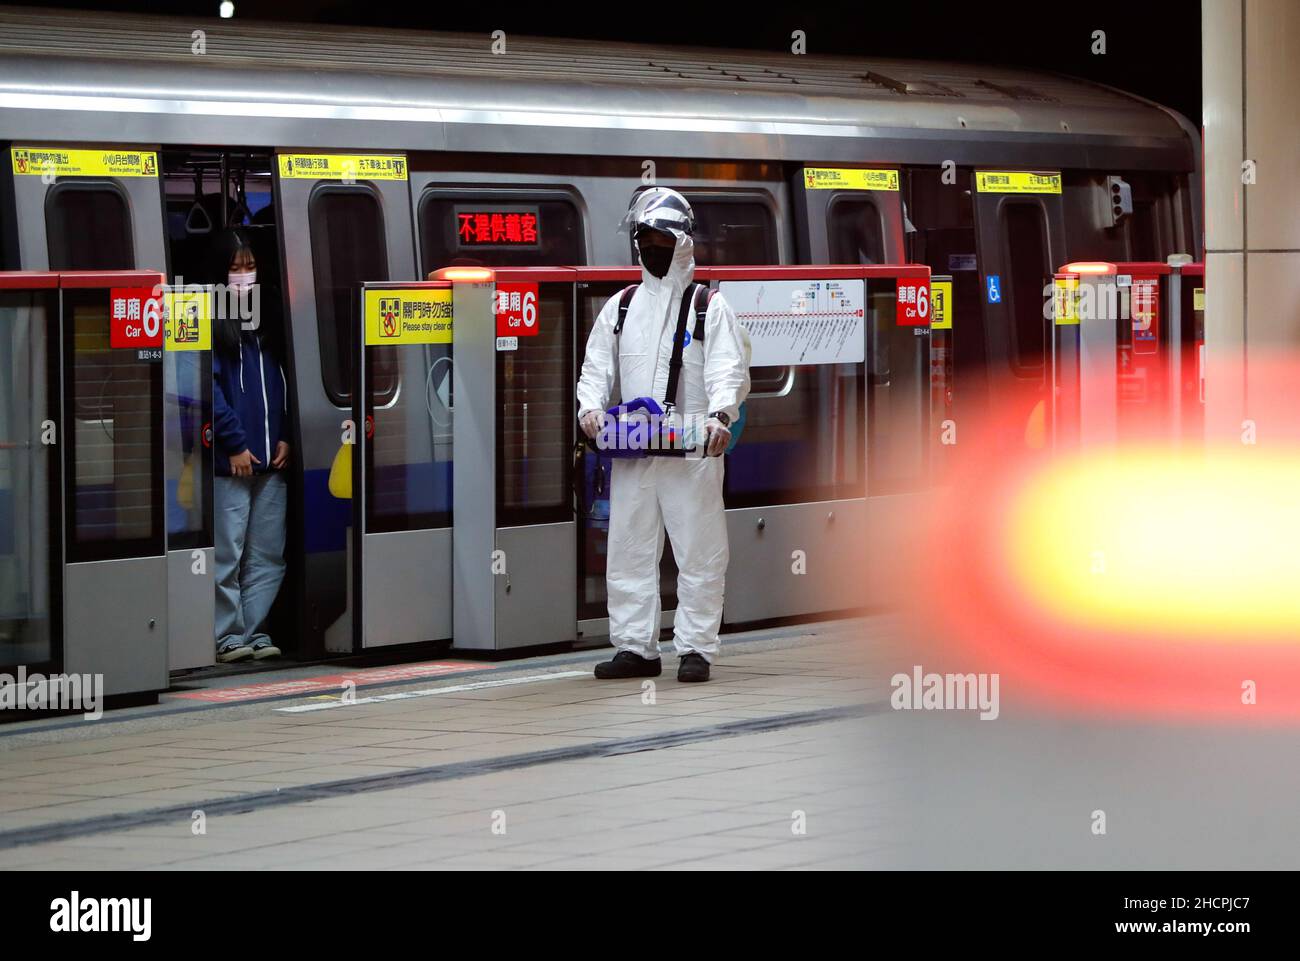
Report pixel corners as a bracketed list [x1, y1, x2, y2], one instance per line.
[621, 187, 696, 240]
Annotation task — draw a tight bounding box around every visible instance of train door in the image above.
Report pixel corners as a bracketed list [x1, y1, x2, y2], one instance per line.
[971, 169, 1067, 432]
[61, 272, 170, 695]
[409, 177, 589, 644]
[158, 283, 214, 672]
[158, 151, 273, 671]
[698, 265, 930, 622]
[0, 274, 61, 681]
[903, 166, 981, 466]
[793, 165, 906, 265]
[272, 152, 416, 654]
[350, 279, 456, 650]
[405, 268, 577, 652]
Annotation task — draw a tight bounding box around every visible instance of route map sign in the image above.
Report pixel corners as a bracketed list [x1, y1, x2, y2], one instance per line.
[719, 278, 865, 366]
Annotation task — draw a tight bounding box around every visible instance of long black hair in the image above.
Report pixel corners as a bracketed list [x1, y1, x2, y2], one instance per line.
[207, 227, 282, 361]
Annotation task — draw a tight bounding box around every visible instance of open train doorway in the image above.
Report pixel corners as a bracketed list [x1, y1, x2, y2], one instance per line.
[159, 149, 297, 672]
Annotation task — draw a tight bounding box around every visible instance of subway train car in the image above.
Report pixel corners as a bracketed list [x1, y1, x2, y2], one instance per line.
[0, 9, 1202, 666]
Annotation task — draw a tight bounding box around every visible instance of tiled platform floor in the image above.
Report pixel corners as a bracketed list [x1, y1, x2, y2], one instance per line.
[0, 623, 892, 870]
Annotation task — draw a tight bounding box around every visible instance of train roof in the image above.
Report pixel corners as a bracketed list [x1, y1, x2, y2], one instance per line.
[0, 5, 1197, 169]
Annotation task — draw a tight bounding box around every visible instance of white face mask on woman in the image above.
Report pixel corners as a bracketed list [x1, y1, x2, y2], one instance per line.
[228, 270, 261, 330]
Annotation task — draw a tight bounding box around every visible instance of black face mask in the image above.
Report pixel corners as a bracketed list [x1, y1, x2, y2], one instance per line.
[638, 241, 675, 279]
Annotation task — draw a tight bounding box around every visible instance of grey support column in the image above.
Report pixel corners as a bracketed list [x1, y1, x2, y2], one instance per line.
[450, 279, 497, 650]
[1202, 0, 1300, 444]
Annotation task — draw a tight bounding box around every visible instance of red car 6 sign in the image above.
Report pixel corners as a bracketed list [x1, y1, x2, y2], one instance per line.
[109, 287, 164, 348]
[495, 282, 540, 337]
[897, 280, 931, 326]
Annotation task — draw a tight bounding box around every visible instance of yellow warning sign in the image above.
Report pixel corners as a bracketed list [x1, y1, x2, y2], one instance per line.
[1193, 287, 1206, 311]
[163, 289, 212, 352]
[803, 167, 899, 191]
[930, 280, 953, 330]
[11, 147, 158, 178]
[975, 171, 1062, 195]
[364, 288, 453, 346]
[1053, 277, 1080, 325]
[277, 154, 408, 181]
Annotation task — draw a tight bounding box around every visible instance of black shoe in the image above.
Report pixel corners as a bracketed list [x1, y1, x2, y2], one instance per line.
[594, 650, 662, 679]
[677, 652, 711, 683]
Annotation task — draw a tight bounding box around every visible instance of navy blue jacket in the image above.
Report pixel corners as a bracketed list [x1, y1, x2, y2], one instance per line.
[213, 330, 289, 476]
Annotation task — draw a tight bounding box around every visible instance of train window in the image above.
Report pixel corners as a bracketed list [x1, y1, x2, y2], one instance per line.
[1001, 202, 1050, 375]
[681, 198, 777, 265]
[828, 197, 886, 264]
[45, 184, 134, 270]
[363, 339, 452, 534]
[418, 190, 584, 272]
[63, 289, 163, 563]
[724, 357, 865, 507]
[308, 187, 389, 406]
[1128, 200, 1160, 262]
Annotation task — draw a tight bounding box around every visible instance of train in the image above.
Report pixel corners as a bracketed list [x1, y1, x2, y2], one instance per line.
[0, 7, 1202, 674]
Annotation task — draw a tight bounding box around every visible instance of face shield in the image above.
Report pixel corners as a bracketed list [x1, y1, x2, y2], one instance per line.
[620, 187, 695, 279]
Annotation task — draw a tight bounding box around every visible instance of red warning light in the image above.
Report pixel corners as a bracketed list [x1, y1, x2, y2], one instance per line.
[1061, 262, 1116, 275]
[435, 267, 495, 283]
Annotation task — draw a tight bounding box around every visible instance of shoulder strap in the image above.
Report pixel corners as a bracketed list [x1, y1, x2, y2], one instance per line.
[692, 283, 714, 342]
[614, 284, 638, 336]
[663, 285, 695, 410]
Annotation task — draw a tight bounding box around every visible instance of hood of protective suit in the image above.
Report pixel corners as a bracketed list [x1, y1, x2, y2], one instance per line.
[576, 223, 750, 427]
[639, 229, 696, 293]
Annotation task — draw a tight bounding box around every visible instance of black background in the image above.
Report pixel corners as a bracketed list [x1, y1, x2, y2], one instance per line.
[30, 1, 1204, 125]
[4, 870, 1278, 945]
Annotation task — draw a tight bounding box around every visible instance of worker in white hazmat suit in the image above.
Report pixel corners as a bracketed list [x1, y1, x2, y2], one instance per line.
[577, 188, 750, 682]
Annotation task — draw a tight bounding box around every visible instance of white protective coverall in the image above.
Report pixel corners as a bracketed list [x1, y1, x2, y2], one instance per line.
[576, 230, 750, 663]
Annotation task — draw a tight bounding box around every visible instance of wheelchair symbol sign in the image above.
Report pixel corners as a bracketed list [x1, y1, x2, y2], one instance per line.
[987, 275, 1002, 304]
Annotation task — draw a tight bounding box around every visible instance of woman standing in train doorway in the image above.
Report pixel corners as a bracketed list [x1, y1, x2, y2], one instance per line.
[210, 227, 291, 663]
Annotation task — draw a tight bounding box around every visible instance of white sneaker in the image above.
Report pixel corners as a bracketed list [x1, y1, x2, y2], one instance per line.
[250, 638, 282, 660]
[217, 639, 254, 663]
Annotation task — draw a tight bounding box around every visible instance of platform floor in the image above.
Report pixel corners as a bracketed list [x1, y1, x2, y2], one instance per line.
[0, 620, 894, 870]
[6, 614, 1297, 870]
